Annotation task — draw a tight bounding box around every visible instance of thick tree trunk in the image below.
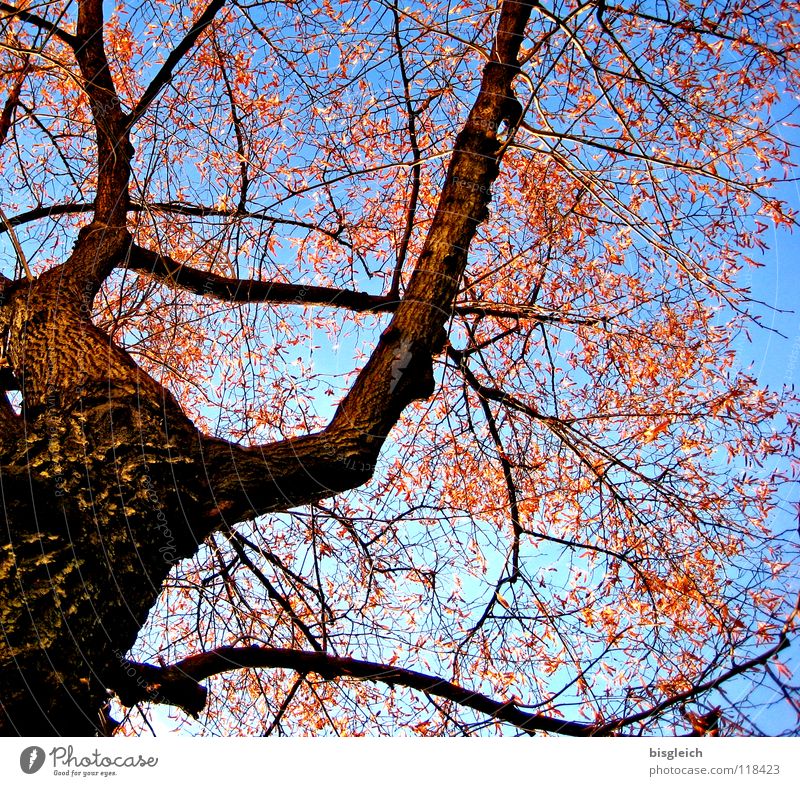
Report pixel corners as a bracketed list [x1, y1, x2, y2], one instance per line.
[0, 264, 223, 734]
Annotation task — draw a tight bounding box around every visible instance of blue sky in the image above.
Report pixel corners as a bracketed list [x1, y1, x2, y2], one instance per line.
[720, 109, 799, 735]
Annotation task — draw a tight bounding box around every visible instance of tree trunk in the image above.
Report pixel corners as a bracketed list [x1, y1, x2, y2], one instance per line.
[0, 263, 223, 735]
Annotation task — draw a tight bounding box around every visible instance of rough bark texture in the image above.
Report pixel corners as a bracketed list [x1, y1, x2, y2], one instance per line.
[0, 261, 224, 734]
[0, 0, 532, 735]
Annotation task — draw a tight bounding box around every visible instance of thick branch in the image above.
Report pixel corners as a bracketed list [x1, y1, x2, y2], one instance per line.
[126, 246, 591, 328]
[73, 0, 130, 229]
[126, 244, 396, 311]
[113, 646, 594, 736]
[322, 0, 533, 441]
[113, 600, 797, 737]
[1, 0, 539, 527]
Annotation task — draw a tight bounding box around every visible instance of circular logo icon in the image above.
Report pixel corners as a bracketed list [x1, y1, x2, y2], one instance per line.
[20, 746, 45, 775]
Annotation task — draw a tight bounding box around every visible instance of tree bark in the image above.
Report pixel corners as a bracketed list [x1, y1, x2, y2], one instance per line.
[0, 261, 226, 734]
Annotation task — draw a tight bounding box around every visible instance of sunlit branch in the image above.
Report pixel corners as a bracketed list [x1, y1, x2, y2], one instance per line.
[534, 1, 664, 194]
[533, 139, 757, 318]
[312, 502, 374, 566]
[447, 344, 699, 552]
[519, 526, 640, 567]
[452, 568, 519, 666]
[594, 1, 669, 116]
[455, 299, 600, 325]
[764, 663, 800, 718]
[255, 147, 450, 213]
[70, 0, 131, 236]
[447, 345, 551, 423]
[0, 40, 82, 90]
[15, 103, 86, 191]
[376, 0, 491, 61]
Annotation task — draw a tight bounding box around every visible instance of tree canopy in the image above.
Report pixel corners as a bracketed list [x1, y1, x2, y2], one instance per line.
[0, 0, 798, 736]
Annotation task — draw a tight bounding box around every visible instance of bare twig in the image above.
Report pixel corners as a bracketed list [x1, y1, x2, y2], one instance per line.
[0, 206, 32, 279]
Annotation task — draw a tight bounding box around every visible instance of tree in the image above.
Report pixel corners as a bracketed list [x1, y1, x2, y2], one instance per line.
[0, 0, 798, 737]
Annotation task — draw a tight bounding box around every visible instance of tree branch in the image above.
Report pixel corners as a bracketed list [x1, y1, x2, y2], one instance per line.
[112, 645, 595, 736]
[477, 393, 522, 577]
[0, 206, 32, 280]
[125, 243, 396, 311]
[185, 1, 539, 521]
[128, 0, 228, 124]
[126, 246, 581, 327]
[592, 593, 800, 736]
[111, 594, 800, 737]
[0, 0, 536, 527]
[262, 674, 305, 736]
[0, 55, 29, 149]
[389, 2, 422, 299]
[226, 534, 324, 652]
[73, 0, 131, 229]
[0, 200, 350, 246]
[0, 2, 77, 47]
